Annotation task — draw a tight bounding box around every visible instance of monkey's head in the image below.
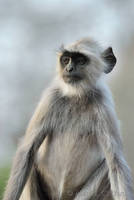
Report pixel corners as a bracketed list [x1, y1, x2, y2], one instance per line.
[57, 38, 116, 95]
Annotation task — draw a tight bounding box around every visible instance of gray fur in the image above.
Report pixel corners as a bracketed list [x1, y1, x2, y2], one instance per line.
[3, 37, 134, 200]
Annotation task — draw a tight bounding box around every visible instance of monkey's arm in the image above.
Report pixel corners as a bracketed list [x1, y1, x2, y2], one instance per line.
[3, 92, 54, 200]
[96, 105, 134, 200]
[74, 159, 110, 200]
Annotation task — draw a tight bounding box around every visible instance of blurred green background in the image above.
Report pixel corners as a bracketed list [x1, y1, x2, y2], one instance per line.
[0, 0, 134, 199]
[0, 167, 10, 199]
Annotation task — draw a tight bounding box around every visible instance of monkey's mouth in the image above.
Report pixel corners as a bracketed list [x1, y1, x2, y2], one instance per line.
[63, 74, 83, 83]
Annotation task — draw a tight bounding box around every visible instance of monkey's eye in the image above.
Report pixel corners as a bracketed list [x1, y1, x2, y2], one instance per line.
[61, 56, 70, 66]
[76, 56, 87, 65]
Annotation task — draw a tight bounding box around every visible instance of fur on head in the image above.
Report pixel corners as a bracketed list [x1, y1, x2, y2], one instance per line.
[56, 38, 116, 97]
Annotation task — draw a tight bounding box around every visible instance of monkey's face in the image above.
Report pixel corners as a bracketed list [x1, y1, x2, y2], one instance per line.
[57, 38, 116, 94]
[59, 51, 90, 84]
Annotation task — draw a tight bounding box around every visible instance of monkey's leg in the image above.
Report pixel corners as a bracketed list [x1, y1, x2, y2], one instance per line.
[19, 166, 51, 200]
[74, 159, 112, 200]
[94, 172, 113, 200]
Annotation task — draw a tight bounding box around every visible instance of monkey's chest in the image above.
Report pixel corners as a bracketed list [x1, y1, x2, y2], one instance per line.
[36, 101, 103, 199]
[37, 131, 103, 199]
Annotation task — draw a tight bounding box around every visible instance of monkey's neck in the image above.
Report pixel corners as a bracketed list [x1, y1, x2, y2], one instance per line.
[55, 78, 93, 98]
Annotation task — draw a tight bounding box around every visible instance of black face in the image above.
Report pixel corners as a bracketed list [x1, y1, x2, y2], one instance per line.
[60, 51, 89, 84]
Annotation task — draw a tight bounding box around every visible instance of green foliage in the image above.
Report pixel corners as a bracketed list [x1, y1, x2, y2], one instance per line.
[0, 166, 10, 200]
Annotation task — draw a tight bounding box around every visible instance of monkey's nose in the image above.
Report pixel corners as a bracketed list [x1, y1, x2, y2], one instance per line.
[66, 66, 74, 72]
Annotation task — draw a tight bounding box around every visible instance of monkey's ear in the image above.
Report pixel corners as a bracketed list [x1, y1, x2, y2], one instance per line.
[102, 47, 117, 74]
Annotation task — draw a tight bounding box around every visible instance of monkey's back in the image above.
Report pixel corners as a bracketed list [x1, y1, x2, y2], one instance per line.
[36, 90, 106, 199]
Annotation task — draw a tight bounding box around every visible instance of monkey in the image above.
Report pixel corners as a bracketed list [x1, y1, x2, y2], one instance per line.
[3, 37, 134, 200]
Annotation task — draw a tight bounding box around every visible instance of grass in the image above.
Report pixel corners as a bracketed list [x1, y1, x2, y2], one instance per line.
[0, 166, 10, 200]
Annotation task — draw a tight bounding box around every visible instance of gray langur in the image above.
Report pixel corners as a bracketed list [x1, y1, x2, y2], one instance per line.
[3, 38, 134, 200]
